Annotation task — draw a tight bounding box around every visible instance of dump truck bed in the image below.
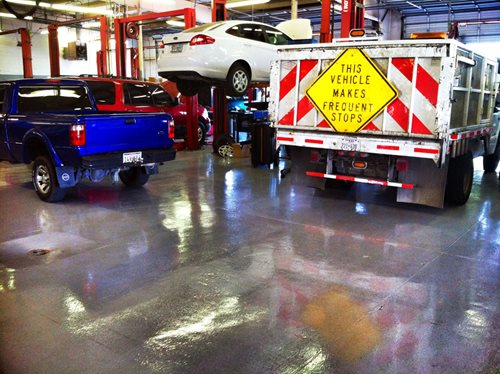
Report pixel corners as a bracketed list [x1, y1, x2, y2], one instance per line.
[269, 39, 498, 165]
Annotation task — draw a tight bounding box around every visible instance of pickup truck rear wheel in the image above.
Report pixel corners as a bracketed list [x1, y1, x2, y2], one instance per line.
[198, 121, 207, 145]
[119, 167, 150, 187]
[445, 152, 473, 206]
[32, 156, 67, 202]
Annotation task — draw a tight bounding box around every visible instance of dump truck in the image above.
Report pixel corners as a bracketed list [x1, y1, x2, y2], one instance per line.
[269, 39, 499, 208]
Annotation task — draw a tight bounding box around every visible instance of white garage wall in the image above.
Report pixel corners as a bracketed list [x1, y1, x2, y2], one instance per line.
[0, 19, 101, 79]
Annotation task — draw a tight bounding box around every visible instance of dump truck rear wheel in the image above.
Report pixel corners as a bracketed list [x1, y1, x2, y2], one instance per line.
[483, 141, 499, 172]
[445, 152, 473, 206]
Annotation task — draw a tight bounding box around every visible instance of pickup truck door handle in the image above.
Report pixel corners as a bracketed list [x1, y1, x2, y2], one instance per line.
[125, 118, 136, 125]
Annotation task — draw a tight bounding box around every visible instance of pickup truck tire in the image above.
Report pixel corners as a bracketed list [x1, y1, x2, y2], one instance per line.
[198, 121, 207, 145]
[32, 156, 67, 202]
[483, 141, 499, 172]
[445, 152, 473, 206]
[119, 167, 150, 187]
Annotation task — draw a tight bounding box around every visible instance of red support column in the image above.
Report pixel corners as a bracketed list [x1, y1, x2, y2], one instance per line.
[19, 28, 33, 78]
[211, 0, 227, 23]
[114, 19, 126, 78]
[211, 0, 228, 153]
[341, 0, 364, 38]
[98, 16, 109, 76]
[356, 0, 365, 30]
[130, 48, 139, 79]
[0, 28, 33, 78]
[320, 0, 332, 42]
[48, 25, 60, 77]
[183, 7, 199, 150]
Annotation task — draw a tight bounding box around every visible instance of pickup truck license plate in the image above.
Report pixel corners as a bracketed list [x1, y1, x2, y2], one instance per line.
[339, 137, 360, 152]
[170, 43, 183, 53]
[123, 152, 143, 164]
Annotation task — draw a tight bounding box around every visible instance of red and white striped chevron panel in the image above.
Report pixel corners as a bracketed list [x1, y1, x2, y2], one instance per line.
[277, 56, 441, 136]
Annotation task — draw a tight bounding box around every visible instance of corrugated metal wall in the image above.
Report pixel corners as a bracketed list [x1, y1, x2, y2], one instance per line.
[403, 9, 500, 43]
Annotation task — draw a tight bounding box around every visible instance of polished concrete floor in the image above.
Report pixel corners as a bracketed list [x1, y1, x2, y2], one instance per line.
[0, 149, 499, 373]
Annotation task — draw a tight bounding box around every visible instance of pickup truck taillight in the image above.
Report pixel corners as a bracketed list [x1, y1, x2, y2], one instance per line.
[168, 119, 175, 139]
[70, 123, 86, 146]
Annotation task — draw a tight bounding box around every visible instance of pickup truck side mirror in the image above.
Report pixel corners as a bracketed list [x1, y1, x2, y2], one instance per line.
[173, 97, 179, 106]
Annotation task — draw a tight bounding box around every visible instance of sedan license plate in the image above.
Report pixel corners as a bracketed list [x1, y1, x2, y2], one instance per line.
[170, 43, 183, 53]
[123, 152, 143, 164]
[339, 137, 360, 152]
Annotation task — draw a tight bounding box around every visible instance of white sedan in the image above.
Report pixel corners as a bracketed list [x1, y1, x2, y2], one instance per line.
[157, 20, 292, 97]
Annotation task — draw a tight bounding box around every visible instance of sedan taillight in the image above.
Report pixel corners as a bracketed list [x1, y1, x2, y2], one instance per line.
[70, 123, 86, 146]
[189, 34, 215, 46]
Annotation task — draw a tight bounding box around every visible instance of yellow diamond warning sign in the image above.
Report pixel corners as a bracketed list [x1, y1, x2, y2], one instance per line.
[306, 48, 398, 133]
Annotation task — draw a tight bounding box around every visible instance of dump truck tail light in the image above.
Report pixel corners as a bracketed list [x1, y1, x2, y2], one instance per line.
[396, 158, 409, 172]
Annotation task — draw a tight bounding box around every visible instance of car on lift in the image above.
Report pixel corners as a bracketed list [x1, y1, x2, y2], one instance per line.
[157, 20, 292, 97]
[78, 76, 211, 144]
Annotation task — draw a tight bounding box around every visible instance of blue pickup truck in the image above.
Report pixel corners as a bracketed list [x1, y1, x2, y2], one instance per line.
[0, 79, 176, 202]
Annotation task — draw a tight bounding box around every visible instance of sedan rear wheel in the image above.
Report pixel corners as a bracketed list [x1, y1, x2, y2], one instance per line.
[226, 63, 250, 97]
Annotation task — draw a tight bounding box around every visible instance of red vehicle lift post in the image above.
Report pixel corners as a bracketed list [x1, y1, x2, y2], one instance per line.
[0, 28, 33, 78]
[48, 16, 109, 77]
[113, 9, 200, 150]
[341, 0, 365, 38]
[320, 0, 333, 43]
[211, 0, 228, 153]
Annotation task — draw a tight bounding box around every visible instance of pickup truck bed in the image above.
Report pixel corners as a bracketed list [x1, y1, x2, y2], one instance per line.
[0, 79, 176, 202]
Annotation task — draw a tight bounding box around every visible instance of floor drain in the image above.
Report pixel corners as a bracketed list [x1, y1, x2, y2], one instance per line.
[29, 249, 51, 256]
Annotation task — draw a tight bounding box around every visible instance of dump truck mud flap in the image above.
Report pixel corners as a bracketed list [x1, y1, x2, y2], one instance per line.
[397, 157, 449, 208]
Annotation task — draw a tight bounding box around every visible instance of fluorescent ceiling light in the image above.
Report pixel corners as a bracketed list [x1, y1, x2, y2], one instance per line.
[0, 11, 32, 19]
[0, 11, 16, 18]
[51, 4, 113, 15]
[81, 21, 101, 28]
[167, 20, 185, 27]
[226, 0, 270, 9]
[406, 1, 422, 10]
[5, 0, 113, 16]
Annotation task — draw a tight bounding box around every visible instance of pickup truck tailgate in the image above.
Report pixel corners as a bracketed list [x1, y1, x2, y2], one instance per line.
[80, 113, 172, 155]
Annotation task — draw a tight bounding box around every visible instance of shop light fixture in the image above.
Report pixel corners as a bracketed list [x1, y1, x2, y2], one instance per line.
[5, 0, 114, 16]
[81, 21, 101, 28]
[166, 20, 186, 28]
[405, 1, 422, 10]
[0, 11, 16, 18]
[0, 11, 32, 19]
[226, 0, 270, 9]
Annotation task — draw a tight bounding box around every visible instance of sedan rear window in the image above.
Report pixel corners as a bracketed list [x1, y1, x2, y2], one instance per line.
[123, 83, 176, 106]
[84, 81, 116, 105]
[17, 85, 93, 113]
[183, 22, 224, 33]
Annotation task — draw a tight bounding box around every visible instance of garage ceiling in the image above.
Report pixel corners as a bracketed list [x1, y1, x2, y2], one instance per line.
[1, 0, 499, 43]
